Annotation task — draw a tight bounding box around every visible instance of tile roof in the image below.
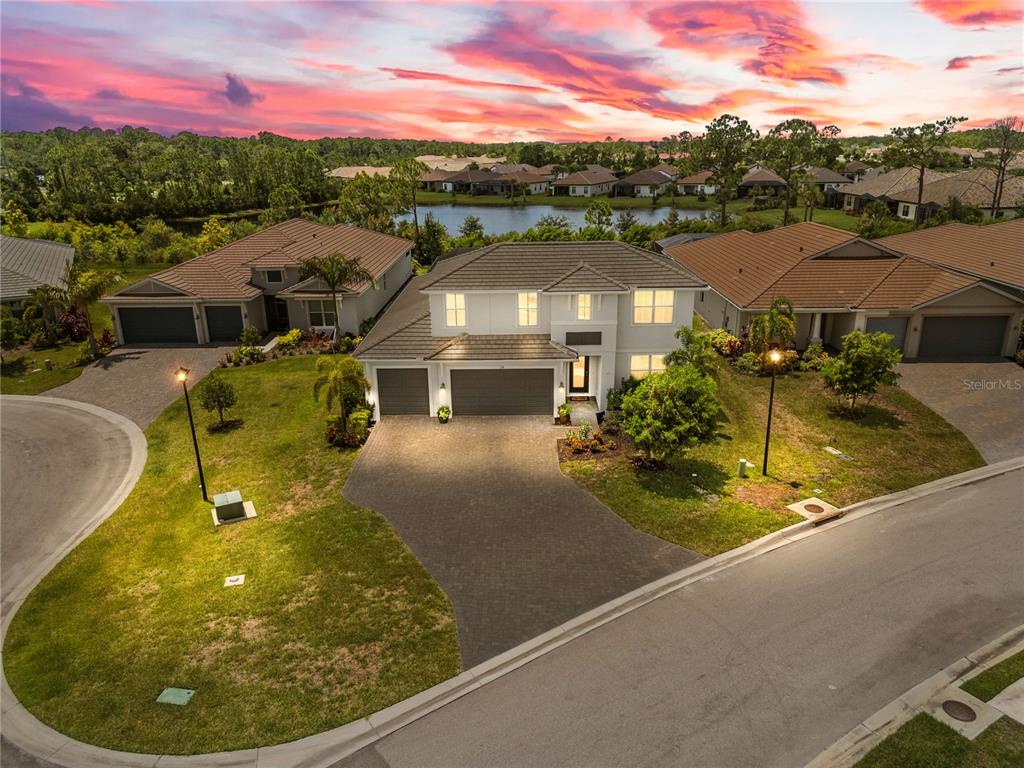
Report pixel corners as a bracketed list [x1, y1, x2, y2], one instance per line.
[650, 163, 680, 177]
[495, 170, 550, 184]
[841, 166, 951, 199]
[418, 241, 706, 292]
[419, 169, 454, 182]
[327, 166, 391, 179]
[552, 170, 618, 187]
[615, 168, 674, 186]
[667, 220, 1019, 311]
[803, 166, 852, 184]
[0, 235, 74, 301]
[115, 219, 411, 300]
[654, 231, 722, 250]
[542, 262, 629, 292]
[490, 163, 538, 175]
[876, 218, 1024, 289]
[445, 169, 499, 183]
[887, 167, 1024, 208]
[427, 334, 577, 361]
[678, 170, 713, 184]
[844, 160, 869, 173]
[740, 167, 787, 186]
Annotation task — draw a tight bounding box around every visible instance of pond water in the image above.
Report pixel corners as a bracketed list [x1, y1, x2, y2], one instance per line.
[397, 203, 708, 235]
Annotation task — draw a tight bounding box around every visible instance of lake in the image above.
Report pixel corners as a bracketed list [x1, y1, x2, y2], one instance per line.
[397, 203, 708, 235]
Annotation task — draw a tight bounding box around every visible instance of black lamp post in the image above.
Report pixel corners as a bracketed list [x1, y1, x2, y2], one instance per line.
[762, 348, 783, 477]
[176, 367, 208, 502]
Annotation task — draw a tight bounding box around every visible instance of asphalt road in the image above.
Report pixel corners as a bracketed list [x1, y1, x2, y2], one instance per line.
[338, 467, 1024, 768]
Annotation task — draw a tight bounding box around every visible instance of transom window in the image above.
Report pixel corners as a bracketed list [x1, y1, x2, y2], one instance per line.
[517, 292, 538, 326]
[630, 354, 666, 379]
[265, 269, 283, 283]
[308, 299, 336, 327]
[577, 293, 592, 320]
[633, 289, 674, 324]
[445, 293, 466, 327]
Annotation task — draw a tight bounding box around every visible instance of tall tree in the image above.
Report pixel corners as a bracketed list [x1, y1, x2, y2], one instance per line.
[21, 284, 67, 343]
[763, 119, 819, 225]
[981, 116, 1024, 217]
[337, 172, 401, 232]
[883, 116, 967, 224]
[299, 251, 375, 342]
[389, 158, 429, 258]
[694, 115, 758, 227]
[64, 265, 120, 356]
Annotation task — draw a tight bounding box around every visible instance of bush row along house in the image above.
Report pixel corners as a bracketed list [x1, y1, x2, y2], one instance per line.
[667, 218, 1023, 360]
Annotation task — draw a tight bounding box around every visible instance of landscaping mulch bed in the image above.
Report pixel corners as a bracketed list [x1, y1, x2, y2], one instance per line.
[556, 429, 635, 463]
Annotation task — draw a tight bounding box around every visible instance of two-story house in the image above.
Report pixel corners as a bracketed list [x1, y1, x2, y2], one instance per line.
[354, 241, 707, 417]
[102, 219, 413, 345]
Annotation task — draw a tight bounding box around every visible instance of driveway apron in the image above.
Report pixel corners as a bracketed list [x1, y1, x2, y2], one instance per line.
[343, 417, 702, 667]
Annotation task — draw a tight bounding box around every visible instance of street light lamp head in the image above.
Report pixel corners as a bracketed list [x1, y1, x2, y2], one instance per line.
[768, 350, 782, 364]
[175, 367, 190, 383]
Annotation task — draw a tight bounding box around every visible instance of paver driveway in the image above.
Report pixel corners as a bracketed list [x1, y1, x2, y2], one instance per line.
[343, 417, 702, 667]
[48, 344, 232, 428]
[898, 361, 1024, 463]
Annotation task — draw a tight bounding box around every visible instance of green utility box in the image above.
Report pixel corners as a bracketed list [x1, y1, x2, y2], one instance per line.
[213, 490, 245, 522]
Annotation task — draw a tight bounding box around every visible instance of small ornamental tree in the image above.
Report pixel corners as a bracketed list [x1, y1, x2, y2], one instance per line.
[664, 325, 718, 379]
[313, 355, 370, 425]
[197, 373, 238, 427]
[748, 297, 796, 355]
[621, 366, 720, 466]
[822, 330, 903, 413]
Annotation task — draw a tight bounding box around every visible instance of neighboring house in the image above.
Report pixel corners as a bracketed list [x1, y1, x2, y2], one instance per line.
[535, 164, 567, 180]
[738, 167, 787, 196]
[493, 170, 550, 195]
[415, 155, 504, 172]
[549, 169, 618, 197]
[354, 241, 707, 416]
[887, 167, 1024, 221]
[0, 235, 75, 309]
[677, 170, 717, 196]
[650, 163, 680, 180]
[840, 166, 951, 215]
[442, 169, 497, 194]
[843, 160, 870, 181]
[653, 231, 722, 253]
[102, 219, 412, 345]
[800, 166, 853, 192]
[584, 163, 618, 176]
[665, 220, 1023, 360]
[613, 168, 674, 197]
[490, 163, 538, 175]
[419, 169, 454, 191]
[327, 166, 391, 179]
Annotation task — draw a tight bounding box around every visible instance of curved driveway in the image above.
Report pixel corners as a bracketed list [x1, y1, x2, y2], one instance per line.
[1, 396, 145, 768]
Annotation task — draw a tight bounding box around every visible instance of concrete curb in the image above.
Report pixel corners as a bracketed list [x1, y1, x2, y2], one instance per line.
[804, 623, 1024, 768]
[3, 453, 1022, 768]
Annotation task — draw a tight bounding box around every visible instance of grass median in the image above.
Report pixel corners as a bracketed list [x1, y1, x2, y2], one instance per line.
[3, 356, 460, 754]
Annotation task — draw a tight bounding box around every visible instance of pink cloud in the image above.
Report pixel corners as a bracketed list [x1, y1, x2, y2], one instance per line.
[380, 68, 551, 93]
[290, 58, 360, 75]
[646, 1, 846, 86]
[945, 55, 997, 70]
[916, 0, 1023, 27]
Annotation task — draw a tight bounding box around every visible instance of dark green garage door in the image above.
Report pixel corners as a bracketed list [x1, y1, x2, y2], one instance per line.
[866, 316, 909, 352]
[377, 368, 429, 415]
[918, 316, 1007, 359]
[205, 306, 244, 343]
[119, 307, 197, 344]
[451, 369, 552, 415]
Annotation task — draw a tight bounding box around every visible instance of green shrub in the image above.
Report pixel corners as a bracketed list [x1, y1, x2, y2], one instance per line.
[800, 342, 830, 371]
[238, 325, 262, 346]
[346, 408, 371, 444]
[707, 328, 743, 358]
[733, 351, 761, 375]
[232, 345, 265, 364]
[823, 330, 902, 413]
[601, 412, 622, 435]
[28, 330, 50, 350]
[606, 376, 642, 411]
[196, 373, 238, 426]
[276, 328, 302, 352]
[437, 405, 451, 420]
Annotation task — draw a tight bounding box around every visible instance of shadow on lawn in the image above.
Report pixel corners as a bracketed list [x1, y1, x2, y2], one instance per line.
[827, 403, 906, 430]
[0, 356, 31, 376]
[636, 457, 730, 501]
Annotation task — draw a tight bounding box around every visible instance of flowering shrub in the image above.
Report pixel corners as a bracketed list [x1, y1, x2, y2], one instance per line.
[706, 328, 743, 358]
[276, 328, 302, 352]
[58, 308, 89, 342]
[800, 343, 830, 371]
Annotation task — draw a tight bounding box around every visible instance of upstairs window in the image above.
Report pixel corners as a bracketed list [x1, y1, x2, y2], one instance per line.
[633, 289, 674, 324]
[265, 269, 283, 283]
[518, 292, 538, 326]
[445, 293, 466, 327]
[630, 354, 666, 379]
[577, 293, 592, 320]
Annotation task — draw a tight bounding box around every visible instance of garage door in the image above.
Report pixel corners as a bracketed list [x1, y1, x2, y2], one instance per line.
[451, 369, 552, 415]
[377, 368, 429, 415]
[118, 307, 197, 344]
[866, 317, 909, 352]
[205, 306, 244, 343]
[918, 316, 1007, 359]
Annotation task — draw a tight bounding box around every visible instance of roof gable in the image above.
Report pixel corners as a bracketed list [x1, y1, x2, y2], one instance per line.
[542, 262, 629, 293]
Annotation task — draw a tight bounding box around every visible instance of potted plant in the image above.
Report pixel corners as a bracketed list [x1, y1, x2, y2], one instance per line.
[556, 403, 571, 425]
[437, 405, 451, 424]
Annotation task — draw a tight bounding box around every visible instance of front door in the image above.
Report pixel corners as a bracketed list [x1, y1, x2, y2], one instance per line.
[264, 296, 290, 332]
[569, 356, 589, 394]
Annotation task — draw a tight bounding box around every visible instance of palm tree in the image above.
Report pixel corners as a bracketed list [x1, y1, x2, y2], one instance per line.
[312, 355, 370, 426]
[65, 265, 120, 356]
[299, 251, 375, 343]
[749, 297, 796, 354]
[21, 284, 68, 343]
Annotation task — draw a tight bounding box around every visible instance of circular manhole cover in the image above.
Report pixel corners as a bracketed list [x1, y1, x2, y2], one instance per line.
[942, 700, 977, 722]
[804, 504, 825, 514]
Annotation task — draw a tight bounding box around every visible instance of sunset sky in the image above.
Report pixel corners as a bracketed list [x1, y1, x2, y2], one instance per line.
[1, 0, 1021, 141]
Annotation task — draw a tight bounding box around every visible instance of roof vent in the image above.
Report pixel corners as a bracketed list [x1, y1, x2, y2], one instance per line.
[738, 267, 743, 273]
[799, 246, 804, 251]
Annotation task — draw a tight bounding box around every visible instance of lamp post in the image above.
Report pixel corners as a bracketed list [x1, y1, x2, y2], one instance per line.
[176, 367, 208, 502]
[762, 349, 782, 477]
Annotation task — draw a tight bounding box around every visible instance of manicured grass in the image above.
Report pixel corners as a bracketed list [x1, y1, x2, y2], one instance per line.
[963, 651, 1024, 702]
[562, 360, 983, 556]
[3, 357, 460, 754]
[1, 263, 165, 395]
[742, 207, 862, 232]
[857, 713, 1024, 767]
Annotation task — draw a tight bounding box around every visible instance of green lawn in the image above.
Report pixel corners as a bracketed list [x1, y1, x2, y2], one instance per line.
[1, 262, 166, 395]
[562, 361, 983, 556]
[857, 714, 1024, 768]
[964, 651, 1024, 702]
[3, 357, 460, 753]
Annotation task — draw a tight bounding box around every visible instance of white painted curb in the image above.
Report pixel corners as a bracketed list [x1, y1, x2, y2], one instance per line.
[3, 442, 1022, 767]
